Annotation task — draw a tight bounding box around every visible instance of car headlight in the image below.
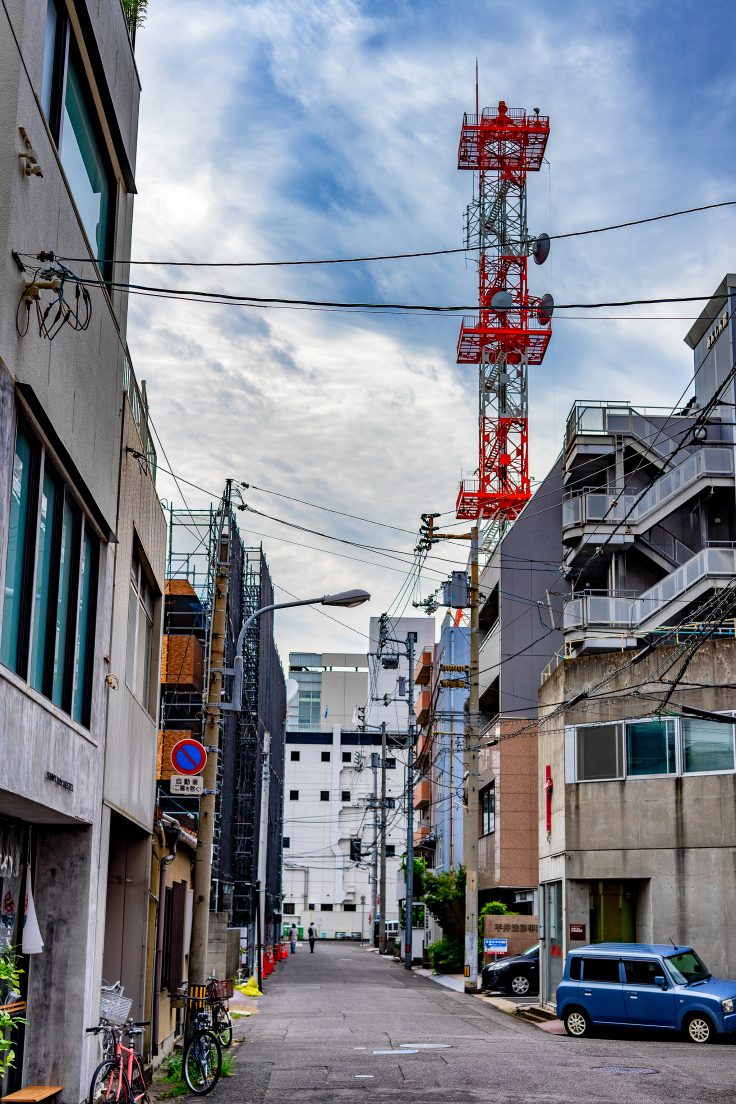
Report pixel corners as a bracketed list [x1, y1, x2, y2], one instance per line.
[722, 998, 734, 1014]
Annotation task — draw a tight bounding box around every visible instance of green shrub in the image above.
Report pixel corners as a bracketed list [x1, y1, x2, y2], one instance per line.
[426, 936, 464, 974]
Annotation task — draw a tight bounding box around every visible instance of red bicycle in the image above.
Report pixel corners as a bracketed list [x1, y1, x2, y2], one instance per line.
[87, 1019, 150, 1104]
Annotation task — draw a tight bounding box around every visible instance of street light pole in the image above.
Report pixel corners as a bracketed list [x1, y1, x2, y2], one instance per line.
[378, 721, 388, 955]
[191, 586, 370, 985]
[463, 525, 480, 994]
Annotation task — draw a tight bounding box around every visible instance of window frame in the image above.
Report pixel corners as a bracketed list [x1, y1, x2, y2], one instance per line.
[289, 790, 299, 801]
[0, 413, 99, 727]
[480, 781, 495, 836]
[567, 714, 736, 783]
[126, 547, 157, 714]
[320, 790, 330, 802]
[290, 750, 301, 762]
[321, 751, 331, 762]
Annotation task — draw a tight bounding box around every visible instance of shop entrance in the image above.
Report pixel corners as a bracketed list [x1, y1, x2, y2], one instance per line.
[589, 880, 640, 943]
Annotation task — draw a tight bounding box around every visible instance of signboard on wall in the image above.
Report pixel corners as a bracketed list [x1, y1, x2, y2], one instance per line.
[569, 922, 586, 941]
[483, 915, 539, 959]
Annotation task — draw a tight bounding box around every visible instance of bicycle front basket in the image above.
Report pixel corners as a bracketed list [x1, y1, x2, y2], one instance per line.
[100, 990, 133, 1024]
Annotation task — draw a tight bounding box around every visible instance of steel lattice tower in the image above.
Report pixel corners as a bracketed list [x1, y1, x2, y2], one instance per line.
[455, 100, 552, 530]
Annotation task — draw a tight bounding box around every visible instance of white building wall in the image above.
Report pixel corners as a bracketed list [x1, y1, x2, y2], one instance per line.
[282, 725, 407, 939]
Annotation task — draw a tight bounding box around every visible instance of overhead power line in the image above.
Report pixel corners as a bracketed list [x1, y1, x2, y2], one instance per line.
[27, 198, 736, 269]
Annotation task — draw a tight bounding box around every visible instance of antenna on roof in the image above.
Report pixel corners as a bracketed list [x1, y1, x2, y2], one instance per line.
[668, 936, 678, 948]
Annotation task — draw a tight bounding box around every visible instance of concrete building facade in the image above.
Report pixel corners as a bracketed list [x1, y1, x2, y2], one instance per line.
[537, 275, 736, 1004]
[0, 2, 163, 1100]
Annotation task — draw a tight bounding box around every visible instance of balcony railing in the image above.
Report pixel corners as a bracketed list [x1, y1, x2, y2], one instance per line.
[565, 401, 690, 458]
[562, 447, 733, 532]
[564, 547, 736, 632]
[123, 354, 157, 481]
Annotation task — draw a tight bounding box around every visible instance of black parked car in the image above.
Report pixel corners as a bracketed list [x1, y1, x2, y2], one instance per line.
[481, 944, 539, 997]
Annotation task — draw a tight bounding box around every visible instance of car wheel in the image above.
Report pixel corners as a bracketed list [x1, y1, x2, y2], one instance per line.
[684, 1013, 714, 1044]
[563, 1007, 592, 1038]
[510, 974, 531, 996]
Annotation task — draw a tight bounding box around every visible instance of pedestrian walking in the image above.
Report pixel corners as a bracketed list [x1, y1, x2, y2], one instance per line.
[308, 922, 317, 953]
[290, 923, 298, 954]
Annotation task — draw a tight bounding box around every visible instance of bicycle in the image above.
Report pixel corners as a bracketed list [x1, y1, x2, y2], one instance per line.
[205, 977, 233, 1049]
[87, 1019, 150, 1104]
[182, 1005, 222, 1095]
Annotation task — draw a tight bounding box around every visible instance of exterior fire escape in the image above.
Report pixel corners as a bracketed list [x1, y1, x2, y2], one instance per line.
[455, 100, 552, 527]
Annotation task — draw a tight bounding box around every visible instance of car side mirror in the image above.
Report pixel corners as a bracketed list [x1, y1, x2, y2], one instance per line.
[654, 975, 667, 989]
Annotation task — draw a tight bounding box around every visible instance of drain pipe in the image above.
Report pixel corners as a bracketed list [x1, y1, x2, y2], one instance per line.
[152, 816, 179, 1054]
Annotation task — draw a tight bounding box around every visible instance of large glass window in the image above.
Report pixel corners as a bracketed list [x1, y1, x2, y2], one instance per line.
[29, 467, 59, 690]
[0, 428, 36, 674]
[61, 52, 113, 262]
[126, 552, 155, 712]
[626, 719, 676, 776]
[0, 417, 98, 726]
[41, 3, 115, 269]
[681, 718, 735, 774]
[576, 723, 622, 781]
[481, 782, 495, 835]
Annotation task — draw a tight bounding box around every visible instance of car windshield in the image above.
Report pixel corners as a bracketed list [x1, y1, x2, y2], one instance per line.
[664, 949, 711, 985]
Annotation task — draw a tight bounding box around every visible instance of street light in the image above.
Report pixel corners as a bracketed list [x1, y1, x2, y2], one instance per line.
[232, 589, 371, 703]
[230, 586, 370, 987]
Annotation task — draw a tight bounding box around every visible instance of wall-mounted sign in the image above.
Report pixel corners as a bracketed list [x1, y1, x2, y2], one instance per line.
[170, 738, 207, 776]
[569, 923, 586, 941]
[707, 310, 729, 350]
[170, 774, 204, 795]
[46, 770, 74, 792]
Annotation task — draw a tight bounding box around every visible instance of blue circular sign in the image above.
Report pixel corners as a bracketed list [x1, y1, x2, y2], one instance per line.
[171, 738, 207, 776]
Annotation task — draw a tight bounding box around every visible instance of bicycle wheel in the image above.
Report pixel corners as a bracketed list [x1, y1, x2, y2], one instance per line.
[183, 1030, 222, 1095]
[213, 1004, 233, 1049]
[89, 1060, 130, 1104]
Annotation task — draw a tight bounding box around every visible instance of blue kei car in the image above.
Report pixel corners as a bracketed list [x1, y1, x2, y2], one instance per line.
[556, 943, 736, 1043]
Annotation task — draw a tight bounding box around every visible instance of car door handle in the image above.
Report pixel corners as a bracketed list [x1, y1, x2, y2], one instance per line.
[627, 994, 638, 999]
[583, 990, 592, 996]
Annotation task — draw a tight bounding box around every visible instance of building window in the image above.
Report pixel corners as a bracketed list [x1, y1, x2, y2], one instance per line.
[308, 902, 315, 910]
[289, 790, 299, 800]
[283, 837, 290, 849]
[386, 844, 395, 857]
[283, 902, 295, 915]
[126, 550, 155, 712]
[42, 3, 115, 269]
[342, 790, 351, 802]
[342, 751, 352, 763]
[321, 751, 331, 762]
[575, 723, 623, 781]
[568, 715, 730, 782]
[320, 790, 329, 802]
[349, 838, 362, 862]
[320, 903, 333, 911]
[386, 797, 395, 809]
[481, 782, 495, 835]
[385, 757, 396, 769]
[343, 903, 357, 912]
[290, 750, 300, 761]
[0, 417, 98, 725]
[681, 718, 735, 773]
[626, 719, 675, 777]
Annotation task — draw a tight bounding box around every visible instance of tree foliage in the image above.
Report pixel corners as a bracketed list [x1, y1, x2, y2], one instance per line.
[420, 865, 466, 939]
[121, 0, 148, 33]
[0, 948, 25, 1078]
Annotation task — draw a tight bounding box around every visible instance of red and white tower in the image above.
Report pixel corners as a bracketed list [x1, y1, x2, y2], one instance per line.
[455, 99, 552, 529]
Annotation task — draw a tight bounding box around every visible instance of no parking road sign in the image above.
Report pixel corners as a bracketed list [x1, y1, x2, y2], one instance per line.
[170, 737, 207, 776]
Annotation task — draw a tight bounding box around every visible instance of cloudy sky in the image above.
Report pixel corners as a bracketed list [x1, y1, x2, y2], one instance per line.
[128, 0, 736, 663]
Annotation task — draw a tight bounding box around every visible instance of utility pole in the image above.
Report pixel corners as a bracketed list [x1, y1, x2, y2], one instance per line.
[189, 483, 232, 983]
[463, 525, 480, 993]
[256, 730, 271, 988]
[404, 631, 416, 970]
[370, 751, 379, 947]
[378, 721, 388, 954]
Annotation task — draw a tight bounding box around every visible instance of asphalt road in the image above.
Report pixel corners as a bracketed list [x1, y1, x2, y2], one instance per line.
[226, 943, 735, 1103]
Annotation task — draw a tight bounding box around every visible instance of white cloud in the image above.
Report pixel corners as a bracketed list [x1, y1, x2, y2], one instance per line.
[128, 0, 736, 659]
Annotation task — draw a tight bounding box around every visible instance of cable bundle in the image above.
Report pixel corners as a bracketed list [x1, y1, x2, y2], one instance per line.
[16, 253, 92, 340]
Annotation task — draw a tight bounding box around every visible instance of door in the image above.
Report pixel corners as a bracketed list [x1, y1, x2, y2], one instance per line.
[589, 880, 638, 943]
[622, 959, 676, 1027]
[579, 957, 625, 1023]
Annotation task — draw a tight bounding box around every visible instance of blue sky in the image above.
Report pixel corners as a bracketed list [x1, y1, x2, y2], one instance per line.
[128, 0, 736, 660]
